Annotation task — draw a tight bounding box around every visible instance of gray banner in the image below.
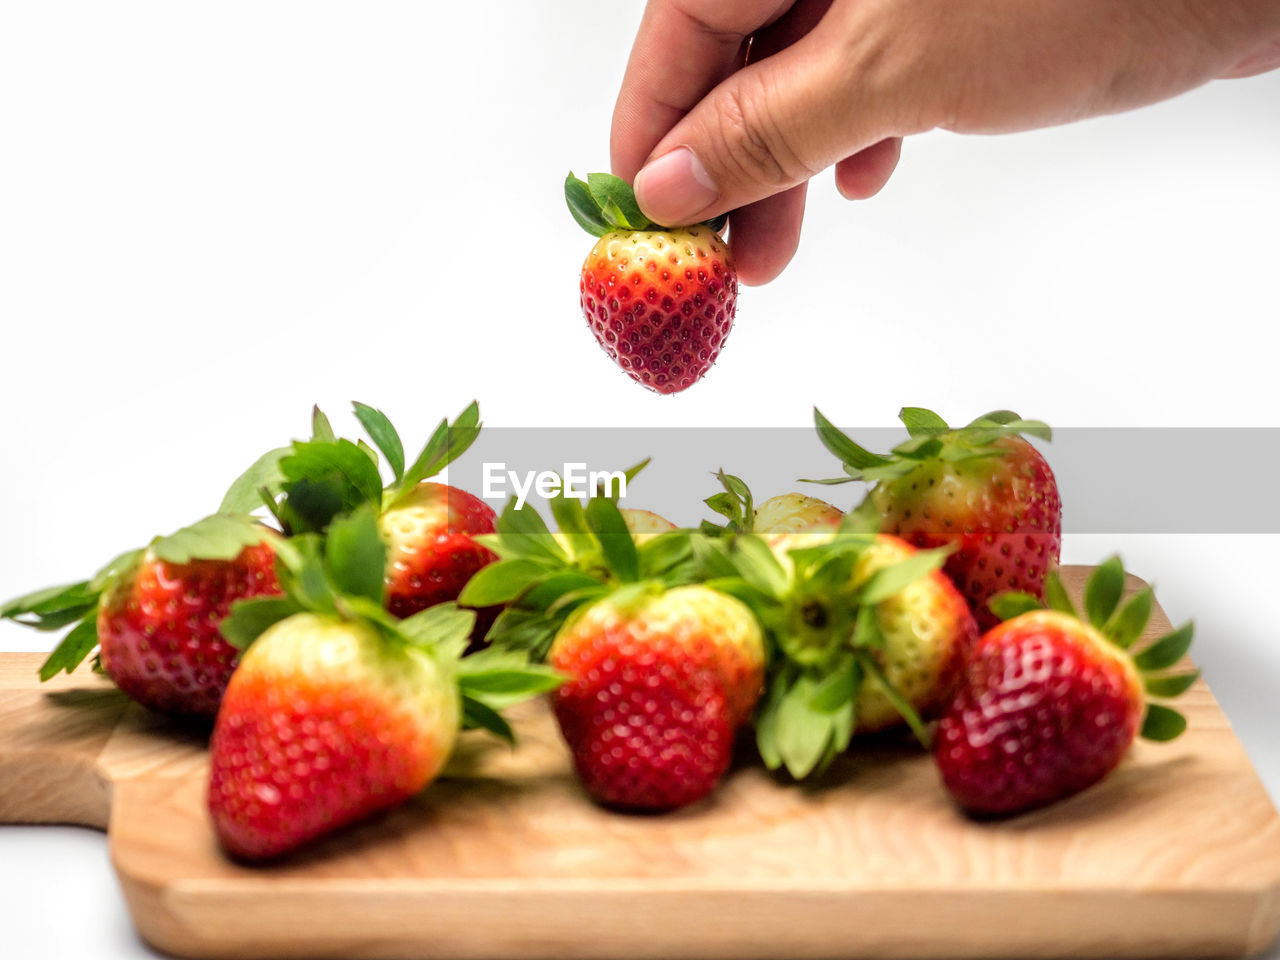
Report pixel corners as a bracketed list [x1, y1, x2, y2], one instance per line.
[445, 428, 1280, 534]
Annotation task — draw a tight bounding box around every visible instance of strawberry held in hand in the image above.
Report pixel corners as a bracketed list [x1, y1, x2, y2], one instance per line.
[209, 506, 560, 860]
[1, 515, 281, 719]
[935, 558, 1196, 816]
[814, 407, 1062, 632]
[567, 172, 736, 394]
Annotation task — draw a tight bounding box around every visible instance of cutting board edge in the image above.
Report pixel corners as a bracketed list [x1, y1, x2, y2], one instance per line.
[111, 877, 1280, 960]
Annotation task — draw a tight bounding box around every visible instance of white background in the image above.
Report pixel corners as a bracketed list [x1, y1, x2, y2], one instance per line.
[1, 2, 1278, 957]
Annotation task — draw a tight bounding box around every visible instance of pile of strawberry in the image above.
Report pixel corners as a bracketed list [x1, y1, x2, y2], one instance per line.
[2, 403, 559, 859]
[459, 406, 1197, 815]
[2, 402, 1199, 860]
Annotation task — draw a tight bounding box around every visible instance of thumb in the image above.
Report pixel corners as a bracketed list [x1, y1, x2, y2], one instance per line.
[632, 26, 895, 226]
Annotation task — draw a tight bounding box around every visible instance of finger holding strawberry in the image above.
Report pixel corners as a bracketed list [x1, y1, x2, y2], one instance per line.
[209, 505, 561, 860]
[935, 557, 1196, 817]
[1, 514, 282, 720]
[812, 406, 1062, 632]
[567, 172, 736, 395]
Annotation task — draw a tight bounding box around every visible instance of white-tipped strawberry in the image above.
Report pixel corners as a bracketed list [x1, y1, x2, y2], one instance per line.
[210, 505, 561, 859]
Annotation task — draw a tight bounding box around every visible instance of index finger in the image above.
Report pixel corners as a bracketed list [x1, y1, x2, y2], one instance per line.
[610, 0, 795, 181]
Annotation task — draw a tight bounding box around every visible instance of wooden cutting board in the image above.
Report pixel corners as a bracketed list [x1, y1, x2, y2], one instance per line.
[2, 566, 1279, 960]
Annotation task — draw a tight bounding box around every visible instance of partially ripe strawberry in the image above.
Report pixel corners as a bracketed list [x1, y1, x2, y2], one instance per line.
[2, 514, 281, 720]
[935, 559, 1196, 816]
[549, 585, 764, 810]
[815, 407, 1062, 632]
[457, 485, 764, 810]
[849, 535, 977, 732]
[209, 505, 562, 859]
[567, 173, 736, 395]
[753, 493, 843, 535]
[237, 401, 497, 643]
[209, 612, 458, 860]
[765, 530, 976, 739]
[380, 482, 498, 625]
[618, 508, 677, 536]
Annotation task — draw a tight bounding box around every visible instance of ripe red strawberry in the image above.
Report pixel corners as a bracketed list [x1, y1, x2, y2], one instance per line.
[935, 558, 1196, 816]
[380, 482, 498, 620]
[209, 506, 561, 859]
[567, 173, 736, 395]
[814, 407, 1062, 631]
[236, 401, 498, 643]
[459, 486, 765, 809]
[1, 514, 281, 719]
[549, 586, 764, 810]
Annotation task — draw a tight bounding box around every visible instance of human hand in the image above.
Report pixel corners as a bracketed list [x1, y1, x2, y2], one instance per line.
[610, 0, 1280, 285]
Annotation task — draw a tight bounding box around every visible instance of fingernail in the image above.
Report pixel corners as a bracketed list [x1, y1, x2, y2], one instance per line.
[634, 147, 718, 225]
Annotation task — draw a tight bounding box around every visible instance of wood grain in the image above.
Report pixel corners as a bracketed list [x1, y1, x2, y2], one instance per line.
[1, 567, 1278, 959]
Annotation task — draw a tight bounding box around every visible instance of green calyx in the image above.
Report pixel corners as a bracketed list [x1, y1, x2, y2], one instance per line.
[691, 476, 949, 779]
[565, 172, 729, 238]
[3, 513, 277, 684]
[808, 406, 1053, 485]
[220, 401, 482, 536]
[988, 556, 1196, 743]
[456, 459, 698, 661]
[221, 503, 561, 745]
[701, 469, 756, 535]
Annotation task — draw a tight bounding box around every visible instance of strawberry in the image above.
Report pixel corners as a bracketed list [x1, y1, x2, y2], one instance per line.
[813, 407, 1062, 632]
[1, 514, 281, 719]
[566, 173, 736, 395]
[753, 494, 843, 534]
[228, 401, 497, 645]
[459, 481, 765, 810]
[701, 471, 842, 537]
[618, 508, 677, 537]
[209, 506, 561, 859]
[935, 558, 1195, 816]
[380, 482, 498, 622]
[549, 585, 764, 810]
[697, 475, 975, 778]
[768, 531, 977, 736]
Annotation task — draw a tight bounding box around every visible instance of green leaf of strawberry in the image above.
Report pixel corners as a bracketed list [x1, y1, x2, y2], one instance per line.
[151, 514, 276, 566]
[311, 406, 337, 442]
[565, 171, 729, 236]
[1083, 555, 1126, 629]
[585, 496, 639, 582]
[352, 401, 406, 483]
[219, 446, 292, 515]
[221, 597, 304, 651]
[37, 615, 100, 681]
[324, 505, 386, 605]
[1140, 703, 1188, 741]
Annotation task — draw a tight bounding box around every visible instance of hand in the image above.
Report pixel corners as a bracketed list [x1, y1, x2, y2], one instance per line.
[610, 0, 1280, 285]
